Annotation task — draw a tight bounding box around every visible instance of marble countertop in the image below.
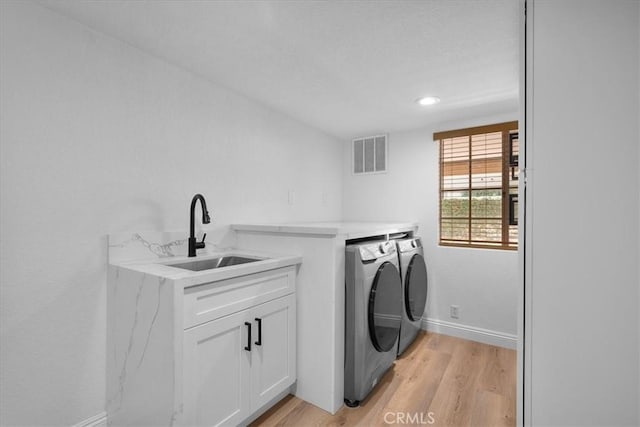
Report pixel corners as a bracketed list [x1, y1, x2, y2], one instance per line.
[231, 221, 418, 240]
[110, 248, 302, 289]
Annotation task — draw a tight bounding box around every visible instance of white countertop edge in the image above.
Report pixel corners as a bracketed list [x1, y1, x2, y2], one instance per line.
[231, 222, 419, 238]
[342, 225, 419, 240]
[109, 249, 302, 288]
[231, 223, 340, 235]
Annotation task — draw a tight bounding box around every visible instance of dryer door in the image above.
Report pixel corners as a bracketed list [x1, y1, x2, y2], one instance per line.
[368, 261, 402, 352]
[405, 254, 428, 322]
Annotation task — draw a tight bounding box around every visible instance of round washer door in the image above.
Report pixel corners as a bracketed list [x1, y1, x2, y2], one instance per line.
[405, 254, 428, 321]
[368, 261, 402, 352]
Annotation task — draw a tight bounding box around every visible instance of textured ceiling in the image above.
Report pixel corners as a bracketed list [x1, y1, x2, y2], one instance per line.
[39, 0, 519, 139]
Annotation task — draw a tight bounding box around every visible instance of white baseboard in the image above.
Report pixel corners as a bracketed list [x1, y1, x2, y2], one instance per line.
[421, 317, 517, 349]
[72, 412, 107, 427]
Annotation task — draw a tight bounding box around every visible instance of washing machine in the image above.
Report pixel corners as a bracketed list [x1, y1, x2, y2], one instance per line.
[344, 240, 403, 407]
[395, 237, 428, 356]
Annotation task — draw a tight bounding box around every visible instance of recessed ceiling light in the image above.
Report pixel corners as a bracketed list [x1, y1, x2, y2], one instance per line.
[417, 96, 440, 106]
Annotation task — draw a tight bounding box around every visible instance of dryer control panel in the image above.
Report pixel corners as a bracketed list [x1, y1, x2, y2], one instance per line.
[397, 237, 422, 253]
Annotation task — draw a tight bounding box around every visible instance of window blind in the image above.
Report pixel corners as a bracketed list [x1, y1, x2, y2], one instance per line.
[435, 121, 518, 250]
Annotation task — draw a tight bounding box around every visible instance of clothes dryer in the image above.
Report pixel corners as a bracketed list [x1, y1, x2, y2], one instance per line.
[344, 240, 402, 407]
[395, 237, 428, 356]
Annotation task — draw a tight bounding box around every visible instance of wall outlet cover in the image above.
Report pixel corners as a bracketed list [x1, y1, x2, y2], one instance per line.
[450, 305, 460, 319]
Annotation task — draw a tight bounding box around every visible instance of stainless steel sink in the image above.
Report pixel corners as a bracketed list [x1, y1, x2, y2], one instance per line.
[167, 256, 262, 271]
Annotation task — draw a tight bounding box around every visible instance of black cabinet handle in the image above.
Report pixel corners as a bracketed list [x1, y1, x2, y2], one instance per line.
[255, 318, 262, 346]
[244, 322, 251, 351]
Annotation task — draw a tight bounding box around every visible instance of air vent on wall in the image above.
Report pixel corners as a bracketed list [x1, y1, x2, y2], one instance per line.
[352, 134, 387, 174]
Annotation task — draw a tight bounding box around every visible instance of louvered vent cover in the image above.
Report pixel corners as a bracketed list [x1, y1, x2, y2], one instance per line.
[353, 135, 387, 174]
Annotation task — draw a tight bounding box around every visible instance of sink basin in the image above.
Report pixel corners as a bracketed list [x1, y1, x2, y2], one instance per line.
[167, 256, 263, 271]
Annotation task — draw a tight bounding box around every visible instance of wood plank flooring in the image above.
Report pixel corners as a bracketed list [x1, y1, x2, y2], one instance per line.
[251, 332, 515, 427]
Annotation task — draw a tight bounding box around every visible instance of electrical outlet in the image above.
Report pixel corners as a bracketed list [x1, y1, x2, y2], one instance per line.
[288, 190, 295, 205]
[450, 305, 460, 319]
[321, 191, 328, 206]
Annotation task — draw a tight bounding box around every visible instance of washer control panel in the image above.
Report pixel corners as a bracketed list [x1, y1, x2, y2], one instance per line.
[357, 240, 396, 261]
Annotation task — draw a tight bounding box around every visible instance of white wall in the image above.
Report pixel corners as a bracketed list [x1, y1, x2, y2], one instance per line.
[526, 1, 639, 425]
[0, 2, 342, 425]
[342, 113, 519, 343]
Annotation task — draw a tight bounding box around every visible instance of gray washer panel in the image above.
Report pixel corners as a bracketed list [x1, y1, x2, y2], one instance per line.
[344, 240, 401, 404]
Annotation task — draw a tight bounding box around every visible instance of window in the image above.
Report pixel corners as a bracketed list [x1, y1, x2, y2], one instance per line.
[435, 121, 519, 250]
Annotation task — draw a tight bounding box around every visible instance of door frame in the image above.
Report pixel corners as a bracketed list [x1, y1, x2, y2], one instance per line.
[518, 0, 532, 425]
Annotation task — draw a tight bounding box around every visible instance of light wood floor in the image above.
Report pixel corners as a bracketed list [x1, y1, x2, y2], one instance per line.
[251, 332, 515, 427]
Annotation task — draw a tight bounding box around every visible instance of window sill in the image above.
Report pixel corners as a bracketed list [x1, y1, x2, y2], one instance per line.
[439, 242, 518, 251]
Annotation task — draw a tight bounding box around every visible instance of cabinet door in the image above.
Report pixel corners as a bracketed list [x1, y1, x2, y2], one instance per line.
[183, 310, 251, 427]
[250, 293, 296, 410]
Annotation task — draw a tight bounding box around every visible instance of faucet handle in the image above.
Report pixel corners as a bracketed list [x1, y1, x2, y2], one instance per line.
[194, 233, 207, 251]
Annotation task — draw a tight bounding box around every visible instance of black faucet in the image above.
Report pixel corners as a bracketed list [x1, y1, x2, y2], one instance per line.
[188, 194, 211, 257]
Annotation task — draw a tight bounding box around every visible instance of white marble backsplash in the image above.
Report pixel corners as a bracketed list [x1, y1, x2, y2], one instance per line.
[108, 228, 236, 264]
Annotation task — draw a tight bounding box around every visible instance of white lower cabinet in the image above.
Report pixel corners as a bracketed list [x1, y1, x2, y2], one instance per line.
[250, 295, 296, 410]
[183, 293, 296, 426]
[183, 309, 251, 426]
